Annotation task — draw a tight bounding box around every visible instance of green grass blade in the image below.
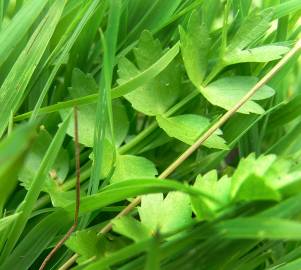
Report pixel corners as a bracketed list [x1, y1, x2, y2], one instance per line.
[0, 210, 71, 270]
[0, 0, 48, 67]
[0, 213, 19, 233]
[30, 0, 103, 121]
[217, 217, 301, 240]
[0, 0, 65, 137]
[272, 0, 301, 19]
[65, 178, 218, 215]
[80, 0, 121, 228]
[82, 240, 151, 270]
[89, 0, 121, 193]
[0, 113, 71, 262]
[0, 123, 36, 212]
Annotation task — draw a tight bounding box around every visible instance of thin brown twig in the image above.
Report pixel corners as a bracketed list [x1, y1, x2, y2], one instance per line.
[59, 39, 301, 270]
[39, 106, 81, 270]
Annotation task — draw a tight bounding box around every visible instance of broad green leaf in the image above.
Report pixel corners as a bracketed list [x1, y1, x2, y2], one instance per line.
[139, 191, 192, 234]
[0, 123, 35, 211]
[191, 171, 231, 220]
[234, 174, 281, 202]
[227, 10, 272, 51]
[66, 230, 105, 262]
[0, 0, 65, 137]
[157, 192, 192, 234]
[230, 153, 266, 197]
[19, 128, 69, 189]
[18, 127, 70, 208]
[179, 10, 210, 87]
[217, 217, 301, 240]
[231, 154, 283, 201]
[0, 214, 19, 233]
[223, 45, 289, 65]
[118, 31, 181, 116]
[110, 154, 157, 184]
[112, 216, 151, 242]
[156, 114, 228, 149]
[0, 114, 71, 261]
[138, 194, 163, 233]
[0, 0, 48, 67]
[0, 210, 71, 270]
[202, 76, 275, 114]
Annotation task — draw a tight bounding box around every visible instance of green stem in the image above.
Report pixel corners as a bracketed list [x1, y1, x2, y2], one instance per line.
[165, 91, 199, 116]
[119, 122, 157, 154]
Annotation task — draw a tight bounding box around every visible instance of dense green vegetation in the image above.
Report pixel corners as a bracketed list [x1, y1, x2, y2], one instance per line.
[0, 0, 301, 269]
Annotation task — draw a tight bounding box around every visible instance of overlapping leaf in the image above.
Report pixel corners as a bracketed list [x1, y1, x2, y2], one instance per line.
[202, 76, 275, 114]
[157, 114, 228, 149]
[117, 31, 181, 116]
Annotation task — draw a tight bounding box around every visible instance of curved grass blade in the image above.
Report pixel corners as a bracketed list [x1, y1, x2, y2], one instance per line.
[65, 178, 220, 215]
[0, 113, 71, 263]
[0, 0, 48, 67]
[0, 210, 71, 270]
[30, 0, 104, 121]
[0, 0, 65, 137]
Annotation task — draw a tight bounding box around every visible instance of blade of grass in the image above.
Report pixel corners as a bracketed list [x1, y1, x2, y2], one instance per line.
[272, 0, 301, 19]
[0, 113, 71, 263]
[0, 123, 36, 213]
[80, 0, 121, 229]
[30, 0, 104, 121]
[0, 0, 48, 67]
[0, 213, 20, 233]
[0, 210, 72, 270]
[0, 0, 65, 137]
[217, 217, 301, 240]
[0, 0, 3, 30]
[64, 178, 219, 215]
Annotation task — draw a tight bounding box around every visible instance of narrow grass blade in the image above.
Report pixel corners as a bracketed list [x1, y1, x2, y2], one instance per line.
[0, 113, 71, 262]
[0, 123, 36, 212]
[0, 210, 71, 270]
[0, 0, 48, 67]
[30, 0, 103, 121]
[0, 0, 65, 137]
[0, 213, 20, 233]
[65, 178, 219, 215]
[217, 217, 301, 240]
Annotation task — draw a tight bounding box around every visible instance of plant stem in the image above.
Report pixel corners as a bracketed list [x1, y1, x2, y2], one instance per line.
[119, 122, 157, 154]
